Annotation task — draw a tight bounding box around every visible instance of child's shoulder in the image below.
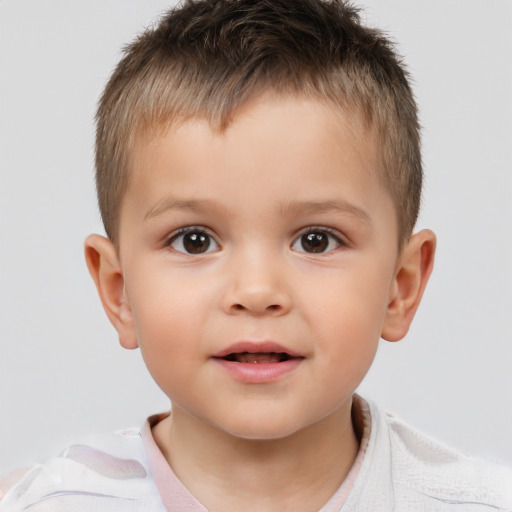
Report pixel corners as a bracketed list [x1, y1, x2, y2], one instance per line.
[2, 404, 511, 512]
[349, 397, 512, 511]
[0, 427, 165, 512]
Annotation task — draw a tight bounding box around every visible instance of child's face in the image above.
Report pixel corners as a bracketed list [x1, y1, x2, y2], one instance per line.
[116, 95, 401, 439]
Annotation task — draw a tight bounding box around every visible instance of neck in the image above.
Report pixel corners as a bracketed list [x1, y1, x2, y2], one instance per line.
[152, 398, 360, 512]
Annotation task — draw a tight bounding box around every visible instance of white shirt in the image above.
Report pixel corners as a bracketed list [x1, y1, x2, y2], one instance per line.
[1, 396, 511, 511]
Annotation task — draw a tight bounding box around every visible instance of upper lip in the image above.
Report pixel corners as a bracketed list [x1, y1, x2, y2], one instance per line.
[212, 341, 303, 359]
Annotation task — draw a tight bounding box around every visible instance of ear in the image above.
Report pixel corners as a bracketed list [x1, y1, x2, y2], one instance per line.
[84, 234, 138, 349]
[381, 229, 436, 342]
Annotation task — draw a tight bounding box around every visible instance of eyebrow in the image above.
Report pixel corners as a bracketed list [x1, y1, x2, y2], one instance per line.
[144, 196, 371, 226]
[144, 197, 227, 220]
[280, 199, 372, 226]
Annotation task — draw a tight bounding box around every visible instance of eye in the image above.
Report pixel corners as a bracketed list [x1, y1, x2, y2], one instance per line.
[167, 228, 220, 254]
[291, 228, 342, 254]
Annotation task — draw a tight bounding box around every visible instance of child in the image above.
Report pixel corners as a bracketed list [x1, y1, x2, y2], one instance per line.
[1, 0, 511, 510]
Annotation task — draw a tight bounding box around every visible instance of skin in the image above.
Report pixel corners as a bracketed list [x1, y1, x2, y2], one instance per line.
[85, 94, 435, 511]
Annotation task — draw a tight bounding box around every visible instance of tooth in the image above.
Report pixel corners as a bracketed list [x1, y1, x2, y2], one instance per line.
[236, 352, 282, 363]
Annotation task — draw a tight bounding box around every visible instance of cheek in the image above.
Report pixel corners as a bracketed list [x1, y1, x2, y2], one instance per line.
[125, 268, 211, 379]
[303, 263, 393, 363]
[128, 262, 210, 334]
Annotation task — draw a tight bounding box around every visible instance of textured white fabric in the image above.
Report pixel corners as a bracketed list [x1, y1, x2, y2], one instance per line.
[341, 400, 512, 511]
[1, 397, 511, 511]
[0, 427, 167, 512]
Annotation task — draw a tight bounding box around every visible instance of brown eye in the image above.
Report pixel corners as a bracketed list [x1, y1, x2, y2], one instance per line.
[292, 229, 342, 254]
[169, 229, 219, 254]
[183, 232, 210, 253]
[301, 232, 328, 253]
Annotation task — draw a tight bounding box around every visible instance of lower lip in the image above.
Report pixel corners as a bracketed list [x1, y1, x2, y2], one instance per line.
[212, 358, 304, 383]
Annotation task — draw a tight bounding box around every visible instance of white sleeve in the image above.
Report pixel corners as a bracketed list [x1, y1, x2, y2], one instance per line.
[0, 467, 34, 500]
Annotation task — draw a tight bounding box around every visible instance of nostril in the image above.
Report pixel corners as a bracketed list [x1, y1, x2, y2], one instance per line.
[230, 303, 281, 313]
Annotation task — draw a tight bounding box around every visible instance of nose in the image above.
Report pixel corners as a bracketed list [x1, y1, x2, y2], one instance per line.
[220, 250, 292, 317]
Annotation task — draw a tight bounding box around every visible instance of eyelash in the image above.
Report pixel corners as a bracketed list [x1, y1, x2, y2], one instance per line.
[165, 226, 219, 255]
[164, 226, 345, 255]
[291, 226, 345, 254]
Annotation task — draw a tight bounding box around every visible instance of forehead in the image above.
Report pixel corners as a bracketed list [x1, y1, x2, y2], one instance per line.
[121, 94, 395, 236]
[131, 95, 382, 179]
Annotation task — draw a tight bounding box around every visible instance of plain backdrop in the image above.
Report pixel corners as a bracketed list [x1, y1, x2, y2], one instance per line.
[1, 0, 511, 475]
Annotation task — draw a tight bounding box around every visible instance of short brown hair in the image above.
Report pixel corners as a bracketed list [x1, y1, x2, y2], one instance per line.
[96, 0, 422, 247]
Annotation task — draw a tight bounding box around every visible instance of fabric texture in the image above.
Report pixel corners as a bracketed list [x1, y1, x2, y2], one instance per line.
[1, 396, 511, 511]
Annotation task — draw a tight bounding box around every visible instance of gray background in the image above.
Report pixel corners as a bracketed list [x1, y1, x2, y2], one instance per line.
[1, 0, 511, 474]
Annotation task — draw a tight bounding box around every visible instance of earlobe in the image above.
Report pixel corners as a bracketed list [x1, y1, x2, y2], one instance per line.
[84, 234, 138, 349]
[381, 229, 436, 342]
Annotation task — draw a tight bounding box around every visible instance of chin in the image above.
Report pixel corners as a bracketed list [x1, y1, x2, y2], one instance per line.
[215, 414, 310, 442]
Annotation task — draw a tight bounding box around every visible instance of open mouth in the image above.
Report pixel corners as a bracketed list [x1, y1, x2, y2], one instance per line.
[221, 352, 293, 363]
[212, 344, 304, 382]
